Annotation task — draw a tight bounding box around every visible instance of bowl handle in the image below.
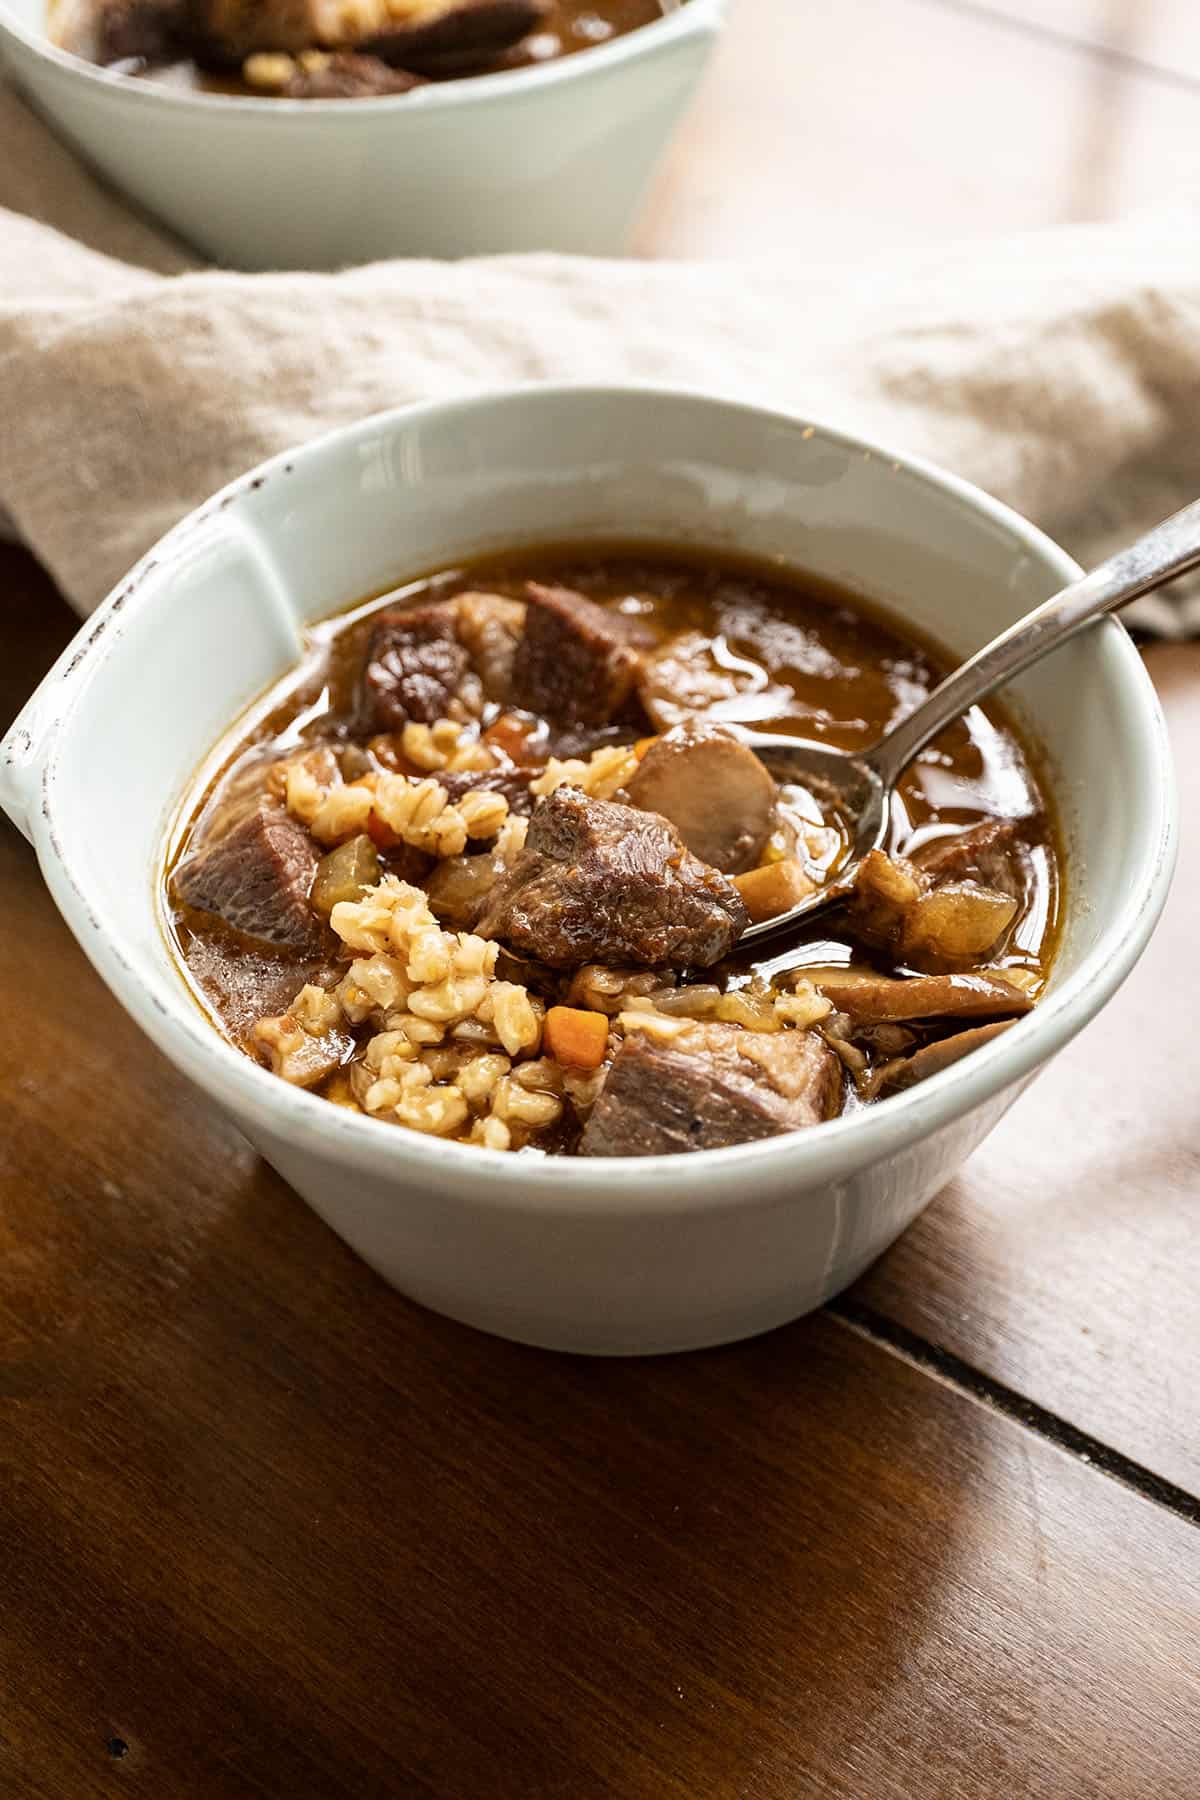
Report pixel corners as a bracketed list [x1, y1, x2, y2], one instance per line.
[0, 681, 55, 844]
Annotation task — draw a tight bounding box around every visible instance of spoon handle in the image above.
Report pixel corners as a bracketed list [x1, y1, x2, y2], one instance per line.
[867, 494, 1200, 788]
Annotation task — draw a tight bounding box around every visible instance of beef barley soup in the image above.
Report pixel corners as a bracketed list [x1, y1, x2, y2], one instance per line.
[50, 0, 671, 98]
[163, 547, 1062, 1157]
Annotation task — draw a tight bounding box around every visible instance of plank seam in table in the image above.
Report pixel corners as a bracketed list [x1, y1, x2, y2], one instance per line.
[917, 0, 1200, 94]
[831, 1301, 1200, 1529]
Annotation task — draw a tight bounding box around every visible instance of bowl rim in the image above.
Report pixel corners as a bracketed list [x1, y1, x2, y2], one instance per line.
[0, 0, 723, 115]
[6, 382, 1177, 1213]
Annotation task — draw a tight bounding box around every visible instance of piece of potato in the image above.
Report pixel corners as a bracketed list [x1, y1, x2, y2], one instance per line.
[733, 858, 816, 923]
[310, 834, 380, 915]
[904, 883, 1018, 964]
[425, 852, 498, 930]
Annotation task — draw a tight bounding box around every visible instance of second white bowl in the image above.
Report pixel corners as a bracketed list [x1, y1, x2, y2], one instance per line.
[0, 0, 722, 267]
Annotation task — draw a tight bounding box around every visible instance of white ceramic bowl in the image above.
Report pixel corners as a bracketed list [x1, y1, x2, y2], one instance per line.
[0, 386, 1176, 1354]
[0, 0, 721, 267]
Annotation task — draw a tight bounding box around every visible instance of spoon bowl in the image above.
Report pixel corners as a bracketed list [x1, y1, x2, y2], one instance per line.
[724, 728, 888, 941]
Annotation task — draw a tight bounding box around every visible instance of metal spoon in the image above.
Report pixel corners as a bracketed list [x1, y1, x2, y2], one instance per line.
[732, 495, 1200, 945]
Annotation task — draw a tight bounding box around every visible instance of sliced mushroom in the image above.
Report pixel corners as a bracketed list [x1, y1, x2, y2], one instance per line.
[363, 0, 549, 67]
[623, 722, 778, 874]
[803, 966, 1032, 1027]
[273, 49, 428, 94]
[637, 630, 752, 731]
[865, 1019, 1017, 1100]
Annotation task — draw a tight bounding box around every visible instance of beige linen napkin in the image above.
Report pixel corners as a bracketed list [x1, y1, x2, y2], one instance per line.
[2, 85, 1200, 634]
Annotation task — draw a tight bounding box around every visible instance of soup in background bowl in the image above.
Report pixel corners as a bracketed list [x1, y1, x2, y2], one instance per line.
[49, 0, 674, 99]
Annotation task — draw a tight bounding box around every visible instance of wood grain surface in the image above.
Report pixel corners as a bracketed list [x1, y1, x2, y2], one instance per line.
[4, 1264, 1199, 1798]
[967, 0, 1200, 83]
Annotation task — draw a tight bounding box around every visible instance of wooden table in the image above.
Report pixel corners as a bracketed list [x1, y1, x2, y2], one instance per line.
[4, 4, 1200, 1794]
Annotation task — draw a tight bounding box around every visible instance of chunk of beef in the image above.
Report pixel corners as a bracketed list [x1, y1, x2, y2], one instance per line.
[477, 787, 748, 969]
[173, 801, 322, 951]
[440, 765, 537, 816]
[360, 601, 470, 731]
[844, 847, 1019, 971]
[283, 50, 425, 94]
[55, 0, 184, 61]
[867, 1019, 1017, 1100]
[624, 722, 778, 874]
[181, 934, 333, 1048]
[186, 0, 314, 60]
[94, 0, 185, 61]
[806, 967, 1032, 1026]
[581, 1022, 841, 1156]
[911, 817, 1033, 903]
[455, 591, 526, 702]
[508, 583, 642, 729]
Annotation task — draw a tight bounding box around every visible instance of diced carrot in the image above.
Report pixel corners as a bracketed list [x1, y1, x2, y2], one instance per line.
[352, 774, 398, 848]
[365, 809, 401, 850]
[633, 736, 658, 762]
[544, 1006, 610, 1070]
[733, 858, 817, 923]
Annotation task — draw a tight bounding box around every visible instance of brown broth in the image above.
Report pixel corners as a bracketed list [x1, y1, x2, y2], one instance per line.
[165, 545, 1063, 1109]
